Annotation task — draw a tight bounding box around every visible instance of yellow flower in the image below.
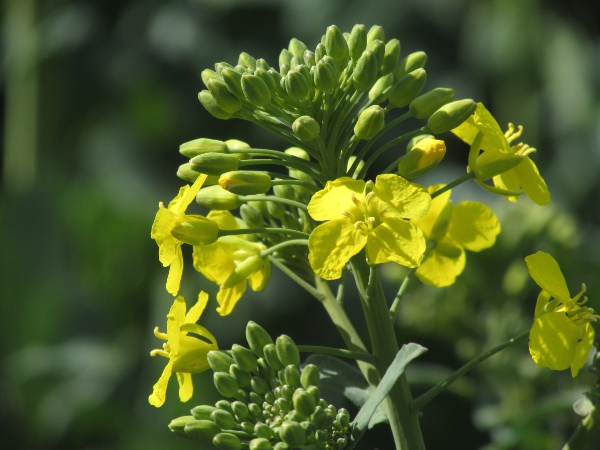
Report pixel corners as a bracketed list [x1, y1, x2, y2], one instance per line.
[193, 210, 270, 316]
[307, 175, 430, 280]
[413, 186, 500, 287]
[151, 174, 219, 296]
[452, 103, 550, 206]
[525, 251, 597, 377]
[149, 292, 218, 407]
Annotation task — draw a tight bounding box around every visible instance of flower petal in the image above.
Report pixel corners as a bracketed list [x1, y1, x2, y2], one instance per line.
[151, 207, 178, 266]
[167, 296, 186, 355]
[571, 323, 595, 377]
[367, 217, 426, 267]
[185, 291, 209, 324]
[192, 241, 236, 285]
[492, 169, 520, 202]
[534, 290, 553, 319]
[515, 157, 550, 206]
[166, 246, 184, 296]
[248, 259, 271, 291]
[216, 282, 247, 316]
[525, 252, 570, 302]
[148, 360, 173, 407]
[447, 201, 500, 252]
[415, 242, 465, 287]
[308, 219, 367, 280]
[207, 210, 240, 230]
[308, 177, 365, 221]
[452, 103, 510, 153]
[372, 174, 431, 219]
[176, 372, 194, 402]
[178, 174, 208, 215]
[529, 312, 579, 370]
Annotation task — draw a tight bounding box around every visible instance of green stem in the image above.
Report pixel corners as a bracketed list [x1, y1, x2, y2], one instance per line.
[389, 270, 416, 322]
[296, 345, 376, 364]
[239, 159, 326, 184]
[430, 172, 476, 199]
[260, 239, 308, 258]
[410, 330, 529, 412]
[218, 228, 309, 239]
[239, 194, 308, 211]
[350, 255, 425, 450]
[235, 148, 321, 171]
[271, 178, 319, 192]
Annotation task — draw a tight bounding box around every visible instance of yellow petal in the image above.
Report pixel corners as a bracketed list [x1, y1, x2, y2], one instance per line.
[185, 291, 209, 324]
[248, 259, 271, 291]
[216, 282, 247, 316]
[207, 210, 240, 230]
[534, 290, 553, 319]
[148, 360, 173, 407]
[571, 323, 595, 377]
[452, 103, 510, 153]
[492, 169, 520, 202]
[413, 185, 452, 240]
[529, 312, 579, 371]
[366, 217, 426, 267]
[151, 207, 178, 266]
[372, 174, 431, 219]
[178, 174, 208, 215]
[415, 242, 465, 287]
[166, 245, 184, 296]
[515, 157, 550, 206]
[167, 185, 191, 212]
[525, 252, 570, 302]
[192, 241, 236, 285]
[446, 201, 500, 252]
[307, 177, 365, 221]
[308, 219, 367, 280]
[167, 296, 186, 355]
[176, 372, 194, 402]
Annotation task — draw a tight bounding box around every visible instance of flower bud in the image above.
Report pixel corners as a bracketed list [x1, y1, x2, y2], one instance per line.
[284, 365, 301, 388]
[312, 406, 334, 429]
[316, 429, 329, 442]
[171, 216, 219, 246]
[304, 50, 316, 67]
[215, 62, 233, 74]
[279, 49, 293, 67]
[211, 409, 236, 430]
[381, 38, 401, 75]
[292, 116, 320, 141]
[354, 105, 385, 140]
[315, 42, 327, 61]
[219, 171, 272, 195]
[388, 68, 427, 108]
[192, 405, 217, 420]
[238, 52, 256, 68]
[300, 364, 320, 389]
[255, 68, 277, 96]
[409, 87, 455, 119]
[168, 415, 195, 437]
[201, 69, 218, 88]
[180, 138, 228, 158]
[293, 388, 316, 418]
[289, 38, 307, 58]
[427, 99, 477, 134]
[314, 59, 337, 92]
[232, 344, 259, 373]
[394, 51, 428, 80]
[280, 421, 306, 447]
[207, 78, 243, 114]
[214, 372, 239, 398]
[213, 433, 242, 450]
[190, 153, 240, 176]
[273, 442, 289, 450]
[256, 58, 270, 70]
[251, 376, 271, 395]
[285, 69, 310, 100]
[397, 138, 446, 179]
[276, 335, 300, 366]
[268, 68, 283, 88]
[275, 397, 292, 413]
[208, 350, 235, 373]
[246, 321, 274, 359]
[348, 24, 367, 60]
[325, 25, 349, 64]
[289, 56, 302, 71]
[475, 154, 525, 181]
[240, 204, 264, 228]
[230, 364, 251, 388]
[198, 90, 233, 120]
[352, 50, 378, 92]
[337, 437, 348, 448]
[196, 185, 242, 210]
[267, 200, 286, 219]
[242, 73, 271, 107]
[263, 343, 284, 371]
[249, 438, 272, 450]
[221, 68, 245, 99]
[241, 421, 256, 434]
[281, 384, 294, 401]
[368, 73, 394, 104]
[367, 40, 385, 69]
[307, 385, 320, 405]
[177, 163, 202, 183]
[184, 420, 222, 442]
[231, 401, 249, 421]
[255, 422, 273, 439]
[367, 25, 385, 45]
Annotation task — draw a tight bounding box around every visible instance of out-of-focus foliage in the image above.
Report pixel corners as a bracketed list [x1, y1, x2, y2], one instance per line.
[1, 1, 599, 449]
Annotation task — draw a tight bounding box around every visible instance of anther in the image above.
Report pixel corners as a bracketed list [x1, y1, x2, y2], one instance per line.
[342, 210, 355, 221]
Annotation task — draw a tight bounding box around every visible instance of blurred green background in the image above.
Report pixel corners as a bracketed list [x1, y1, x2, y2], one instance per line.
[1, 0, 599, 449]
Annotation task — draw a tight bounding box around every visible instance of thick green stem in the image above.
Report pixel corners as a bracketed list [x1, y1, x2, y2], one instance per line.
[350, 255, 425, 450]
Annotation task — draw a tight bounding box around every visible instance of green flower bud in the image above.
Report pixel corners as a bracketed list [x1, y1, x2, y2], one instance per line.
[311, 406, 334, 429]
[381, 38, 401, 75]
[180, 138, 228, 158]
[267, 199, 286, 219]
[289, 56, 302, 70]
[219, 171, 272, 195]
[184, 420, 222, 442]
[275, 335, 300, 367]
[273, 443, 289, 450]
[280, 421, 306, 447]
[281, 385, 294, 401]
[275, 397, 292, 413]
[255, 68, 278, 95]
[230, 363, 252, 388]
[397, 138, 446, 179]
[264, 343, 285, 371]
[427, 99, 477, 134]
[315, 429, 329, 442]
[254, 422, 273, 439]
[352, 50, 378, 92]
[368, 73, 394, 104]
[246, 321, 273, 359]
[240, 204, 264, 228]
[292, 388, 316, 418]
[303, 50, 316, 67]
[268, 68, 283, 88]
[409, 87, 455, 119]
[354, 105, 385, 140]
[221, 68, 245, 99]
[367, 40, 385, 69]
[208, 350, 235, 373]
[394, 51, 428, 80]
[196, 185, 242, 210]
[225, 138, 251, 154]
[171, 216, 219, 246]
[251, 376, 271, 395]
[256, 58, 270, 70]
[191, 405, 217, 420]
[238, 52, 257, 69]
[292, 116, 320, 141]
[242, 73, 272, 107]
[213, 432, 242, 450]
[284, 365, 301, 388]
[201, 69, 218, 88]
[388, 68, 427, 108]
[315, 43, 327, 61]
[248, 403, 262, 418]
[306, 385, 320, 405]
[207, 78, 243, 114]
[168, 415, 195, 437]
[279, 49, 293, 67]
[348, 24, 367, 60]
[214, 372, 240, 398]
[230, 401, 249, 421]
[300, 364, 320, 389]
[367, 25, 385, 45]
[190, 153, 240, 176]
[314, 59, 337, 92]
[258, 357, 277, 382]
[249, 438, 272, 450]
[475, 154, 525, 181]
[336, 437, 348, 448]
[289, 38, 307, 58]
[285, 69, 310, 100]
[241, 421, 256, 434]
[325, 25, 348, 64]
[215, 62, 233, 74]
[211, 409, 236, 430]
[336, 412, 349, 428]
[198, 90, 233, 120]
[231, 344, 258, 373]
[177, 163, 201, 183]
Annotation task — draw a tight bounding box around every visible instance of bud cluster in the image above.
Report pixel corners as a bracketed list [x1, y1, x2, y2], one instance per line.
[169, 322, 351, 449]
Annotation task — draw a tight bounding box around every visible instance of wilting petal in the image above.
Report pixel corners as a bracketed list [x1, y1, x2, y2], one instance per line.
[525, 252, 570, 302]
[185, 291, 209, 324]
[372, 174, 431, 219]
[447, 201, 500, 252]
[193, 241, 236, 285]
[308, 178, 365, 221]
[529, 312, 579, 371]
[216, 282, 247, 316]
[166, 296, 186, 355]
[571, 323, 595, 377]
[415, 242, 465, 287]
[248, 259, 271, 291]
[177, 174, 208, 215]
[148, 360, 174, 408]
[152, 207, 178, 266]
[367, 217, 425, 267]
[176, 372, 194, 402]
[515, 157, 550, 206]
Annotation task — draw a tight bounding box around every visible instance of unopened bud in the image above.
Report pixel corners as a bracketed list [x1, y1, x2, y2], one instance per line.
[184, 420, 222, 442]
[367, 40, 385, 69]
[264, 343, 285, 371]
[367, 25, 385, 45]
[177, 163, 202, 183]
[255, 68, 277, 96]
[198, 90, 233, 120]
[315, 43, 327, 61]
[246, 321, 273, 359]
[231, 401, 249, 420]
[409, 87, 455, 119]
[325, 25, 349, 64]
[292, 116, 320, 141]
[304, 50, 316, 67]
[285, 69, 310, 100]
[249, 438, 272, 450]
[230, 364, 251, 388]
[214, 62, 233, 74]
[292, 388, 316, 418]
[192, 405, 217, 420]
[240, 204, 264, 228]
[231, 344, 259, 373]
[169, 416, 195, 437]
[354, 105, 385, 140]
[397, 138, 446, 178]
[289, 38, 307, 58]
[267, 200, 286, 219]
[221, 68, 245, 99]
[280, 421, 306, 447]
[238, 52, 256, 68]
[276, 335, 300, 366]
[207, 78, 243, 114]
[381, 38, 401, 75]
[214, 372, 239, 398]
[219, 171, 272, 195]
[368, 73, 394, 104]
[201, 69, 218, 88]
[180, 138, 228, 158]
[348, 24, 367, 60]
[273, 443, 289, 450]
[213, 432, 242, 450]
[275, 397, 292, 413]
[312, 406, 334, 429]
[242, 74, 271, 107]
[336, 437, 348, 448]
[394, 51, 428, 80]
[171, 216, 219, 246]
[255, 423, 273, 439]
[190, 153, 240, 176]
[427, 99, 477, 134]
[352, 50, 378, 92]
[210, 409, 236, 430]
[389, 68, 427, 108]
[256, 58, 270, 70]
[196, 185, 242, 210]
[284, 365, 301, 388]
[251, 376, 271, 395]
[314, 59, 337, 91]
[300, 364, 320, 389]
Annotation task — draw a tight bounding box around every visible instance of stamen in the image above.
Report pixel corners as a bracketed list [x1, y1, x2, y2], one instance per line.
[342, 211, 355, 221]
[572, 284, 587, 303]
[354, 221, 368, 234]
[505, 123, 524, 143]
[514, 143, 536, 156]
[365, 192, 375, 205]
[351, 193, 362, 207]
[150, 349, 170, 358]
[153, 327, 168, 340]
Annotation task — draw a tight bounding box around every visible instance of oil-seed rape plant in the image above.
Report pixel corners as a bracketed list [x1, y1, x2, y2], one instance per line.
[148, 24, 600, 449]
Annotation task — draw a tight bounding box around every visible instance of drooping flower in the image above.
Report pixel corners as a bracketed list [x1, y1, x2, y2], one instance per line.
[151, 174, 219, 296]
[413, 185, 500, 287]
[149, 292, 218, 407]
[452, 103, 550, 206]
[193, 210, 270, 316]
[525, 251, 597, 377]
[307, 174, 430, 280]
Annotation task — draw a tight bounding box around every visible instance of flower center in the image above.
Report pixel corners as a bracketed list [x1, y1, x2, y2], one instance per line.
[341, 192, 382, 235]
